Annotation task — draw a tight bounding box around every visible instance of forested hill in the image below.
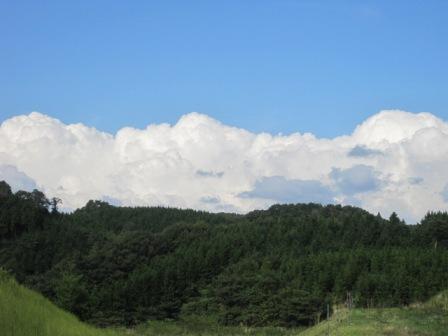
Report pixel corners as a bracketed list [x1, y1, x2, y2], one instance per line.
[1, 180, 448, 328]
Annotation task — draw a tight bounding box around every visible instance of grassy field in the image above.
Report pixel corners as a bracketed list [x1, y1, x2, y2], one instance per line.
[130, 319, 302, 336]
[1, 270, 447, 336]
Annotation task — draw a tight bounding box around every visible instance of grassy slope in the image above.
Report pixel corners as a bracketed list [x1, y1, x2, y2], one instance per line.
[301, 292, 448, 336]
[0, 272, 122, 336]
[1, 271, 446, 336]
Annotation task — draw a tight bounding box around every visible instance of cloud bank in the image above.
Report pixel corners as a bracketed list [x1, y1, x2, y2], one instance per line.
[1, 110, 448, 222]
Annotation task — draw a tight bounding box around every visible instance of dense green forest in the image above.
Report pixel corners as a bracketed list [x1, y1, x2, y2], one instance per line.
[1, 180, 447, 328]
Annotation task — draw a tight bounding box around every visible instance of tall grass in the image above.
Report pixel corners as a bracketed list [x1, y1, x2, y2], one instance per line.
[300, 292, 448, 336]
[0, 270, 122, 336]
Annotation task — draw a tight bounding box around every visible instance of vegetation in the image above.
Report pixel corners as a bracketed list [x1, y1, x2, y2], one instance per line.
[0, 270, 300, 336]
[300, 290, 448, 336]
[130, 318, 302, 336]
[0, 269, 122, 336]
[1, 180, 448, 330]
[1, 268, 447, 336]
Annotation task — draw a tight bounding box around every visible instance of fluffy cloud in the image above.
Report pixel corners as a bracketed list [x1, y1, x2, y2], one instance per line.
[1, 110, 448, 222]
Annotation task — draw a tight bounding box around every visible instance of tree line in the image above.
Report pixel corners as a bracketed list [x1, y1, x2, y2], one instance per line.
[0, 181, 447, 327]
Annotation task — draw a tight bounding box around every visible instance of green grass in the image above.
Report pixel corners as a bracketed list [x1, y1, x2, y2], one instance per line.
[129, 317, 303, 336]
[300, 292, 448, 336]
[0, 271, 123, 336]
[1, 270, 447, 336]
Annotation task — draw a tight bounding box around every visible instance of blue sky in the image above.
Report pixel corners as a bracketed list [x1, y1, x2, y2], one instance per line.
[1, 1, 448, 220]
[1, 0, 447, 137]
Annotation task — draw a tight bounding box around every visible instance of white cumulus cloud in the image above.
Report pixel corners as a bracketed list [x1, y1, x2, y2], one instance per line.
[1, 110, 448, 223]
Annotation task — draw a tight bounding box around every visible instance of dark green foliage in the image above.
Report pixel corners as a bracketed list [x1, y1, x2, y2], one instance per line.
[194, 258, 326, 327]
[54, 265, 88, 317]
[0, 180, 447, 328]
[0, 181, 12, 198]
[415, 212, 448, 248]
[0, 186, 51, 237]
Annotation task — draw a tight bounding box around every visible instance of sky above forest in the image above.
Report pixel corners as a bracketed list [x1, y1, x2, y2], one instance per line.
[1, 1, 447, 222]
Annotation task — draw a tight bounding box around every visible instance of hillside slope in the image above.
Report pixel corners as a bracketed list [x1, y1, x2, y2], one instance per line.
[301, 291, 448, 336]
[0, 270, 121, 336]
